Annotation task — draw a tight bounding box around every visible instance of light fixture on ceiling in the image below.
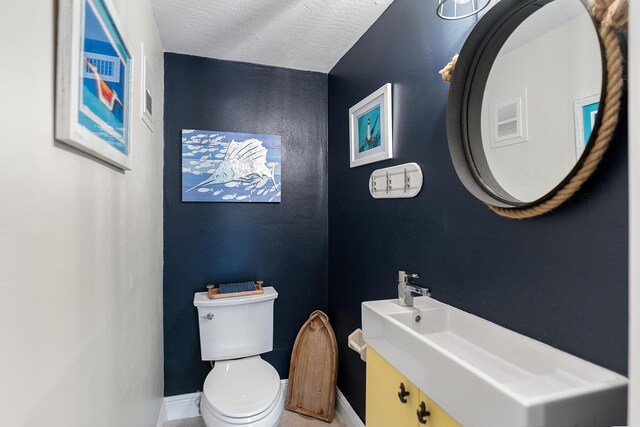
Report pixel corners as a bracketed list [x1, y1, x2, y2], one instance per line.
[436, 0, 492, 20]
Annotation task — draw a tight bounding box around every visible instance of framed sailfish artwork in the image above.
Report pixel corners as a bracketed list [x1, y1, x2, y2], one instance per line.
[56, 0, 133, 170]
[181, 130, 281, 203]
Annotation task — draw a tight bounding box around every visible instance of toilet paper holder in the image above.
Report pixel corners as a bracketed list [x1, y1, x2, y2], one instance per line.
[348, 328, 367, 362]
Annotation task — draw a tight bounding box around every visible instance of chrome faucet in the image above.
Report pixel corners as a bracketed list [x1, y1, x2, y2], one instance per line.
[398, 271, 431, 307]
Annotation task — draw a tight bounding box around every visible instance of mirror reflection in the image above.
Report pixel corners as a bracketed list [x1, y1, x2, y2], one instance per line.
[479, 0, 602, 203]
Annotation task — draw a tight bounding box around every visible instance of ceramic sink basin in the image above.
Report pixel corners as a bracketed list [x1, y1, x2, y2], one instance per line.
[362, 297, 627, 427]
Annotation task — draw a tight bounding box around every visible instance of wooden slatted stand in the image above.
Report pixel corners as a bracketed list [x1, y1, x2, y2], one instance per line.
[285, 310, 338, 422]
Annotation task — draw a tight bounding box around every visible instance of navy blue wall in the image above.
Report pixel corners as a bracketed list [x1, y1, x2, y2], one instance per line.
[163, 54, 328, 396]
[327, 0, 628, 420]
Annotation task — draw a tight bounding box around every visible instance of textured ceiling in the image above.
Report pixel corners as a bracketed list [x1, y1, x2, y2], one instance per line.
[151, 0, 394, 73]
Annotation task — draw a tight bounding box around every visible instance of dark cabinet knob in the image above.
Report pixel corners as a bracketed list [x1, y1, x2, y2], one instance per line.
[397, 382, 410, 403]
[417, 401, 431, 424]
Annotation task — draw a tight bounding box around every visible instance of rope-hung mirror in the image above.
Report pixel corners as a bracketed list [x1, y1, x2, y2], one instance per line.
[443, 0, 627, 219]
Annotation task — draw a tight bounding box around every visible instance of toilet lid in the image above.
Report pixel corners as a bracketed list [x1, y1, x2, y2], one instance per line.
[203, 356, 281, 418]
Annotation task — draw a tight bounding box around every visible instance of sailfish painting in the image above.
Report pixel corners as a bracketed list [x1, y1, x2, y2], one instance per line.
[181, 129, 281, 203]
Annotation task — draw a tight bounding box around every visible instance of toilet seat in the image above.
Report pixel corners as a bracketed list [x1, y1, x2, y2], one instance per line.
[201, 356, 284, 427]
[201, 385, 284, 425]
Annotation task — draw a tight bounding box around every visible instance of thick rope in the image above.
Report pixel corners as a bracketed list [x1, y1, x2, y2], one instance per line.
[593, 0, 628, 31]
[441, 0, 627, 219]
[439, 54, 458, 83]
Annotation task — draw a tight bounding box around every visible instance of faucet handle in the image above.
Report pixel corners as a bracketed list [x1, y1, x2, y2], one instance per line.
[399, 271, 419, 282]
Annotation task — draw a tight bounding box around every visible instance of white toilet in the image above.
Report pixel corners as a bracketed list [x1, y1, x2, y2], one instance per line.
[194, 287, 284, 427]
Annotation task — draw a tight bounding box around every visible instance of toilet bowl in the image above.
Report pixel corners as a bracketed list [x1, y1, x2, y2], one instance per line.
[201, 357, 284, 427]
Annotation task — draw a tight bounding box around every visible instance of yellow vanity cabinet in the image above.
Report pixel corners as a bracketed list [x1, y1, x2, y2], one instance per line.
[366, 347, 462, 427]
[415, 390, 462, 427]
[366, 347, 420, 426]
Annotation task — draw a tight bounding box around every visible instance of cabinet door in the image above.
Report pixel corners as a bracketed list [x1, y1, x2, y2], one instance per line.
[366, 347, 419, 427]
[416, 391, 462, 427]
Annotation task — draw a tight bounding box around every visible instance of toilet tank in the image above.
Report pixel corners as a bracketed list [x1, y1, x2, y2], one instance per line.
[193, 287, 278, 361]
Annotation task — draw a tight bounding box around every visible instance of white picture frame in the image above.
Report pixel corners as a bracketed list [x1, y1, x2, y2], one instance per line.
[574, 94, 601, 159]
[349, 83, 393, 168]
[55, 0, 134, 170]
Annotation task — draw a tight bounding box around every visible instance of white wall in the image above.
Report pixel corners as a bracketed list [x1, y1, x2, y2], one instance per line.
[629, 0, 639, 422]
[480, 9, 601, 202]
[0, 1, 164, 426]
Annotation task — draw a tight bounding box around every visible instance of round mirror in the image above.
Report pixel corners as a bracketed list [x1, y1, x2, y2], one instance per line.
[447, 0, 608, 209]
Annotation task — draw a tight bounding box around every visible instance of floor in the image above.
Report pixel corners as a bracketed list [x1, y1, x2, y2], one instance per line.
[167, 410, 346, 427]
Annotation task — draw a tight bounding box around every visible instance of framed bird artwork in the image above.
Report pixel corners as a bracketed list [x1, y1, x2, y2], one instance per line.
[348, 83, 393, 168]
[55, 0, 133, 170]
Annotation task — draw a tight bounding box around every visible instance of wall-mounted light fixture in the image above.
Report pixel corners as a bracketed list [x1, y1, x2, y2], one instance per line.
[436, 0, 492, 20]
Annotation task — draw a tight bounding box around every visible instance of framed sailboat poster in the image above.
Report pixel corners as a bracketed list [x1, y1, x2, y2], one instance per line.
[56, 0, 133, 170]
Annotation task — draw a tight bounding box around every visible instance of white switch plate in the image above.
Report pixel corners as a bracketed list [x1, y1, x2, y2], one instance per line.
[140, 42, 153, 132]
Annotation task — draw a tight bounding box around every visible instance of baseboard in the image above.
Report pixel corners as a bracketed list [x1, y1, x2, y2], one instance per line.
[165, 391, 202, 421]
[336, 387, 365, 427]
[156, 398, 167, 427]
[162, 379, 364, 427]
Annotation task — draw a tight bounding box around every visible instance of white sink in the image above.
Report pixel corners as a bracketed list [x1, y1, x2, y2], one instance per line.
[362, 297, 627, 427]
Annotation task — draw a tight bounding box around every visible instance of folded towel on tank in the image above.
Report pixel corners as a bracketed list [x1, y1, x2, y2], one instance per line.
[219, 281, 256, 293]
